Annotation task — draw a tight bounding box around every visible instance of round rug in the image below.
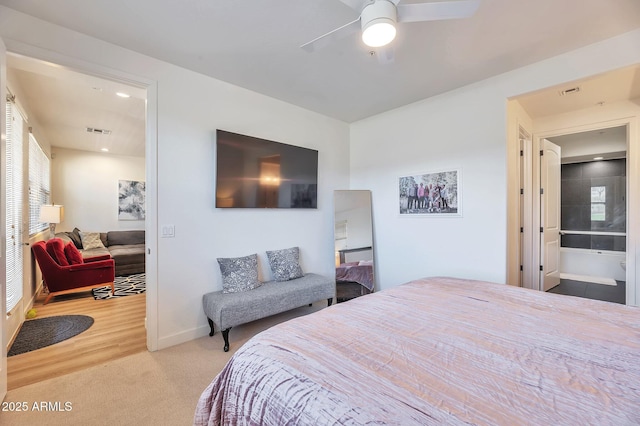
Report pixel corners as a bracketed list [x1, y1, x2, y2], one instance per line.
[8, 315, 94, 357]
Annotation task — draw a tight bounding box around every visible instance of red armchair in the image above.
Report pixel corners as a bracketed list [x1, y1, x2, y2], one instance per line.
[32, 239, 115, 304]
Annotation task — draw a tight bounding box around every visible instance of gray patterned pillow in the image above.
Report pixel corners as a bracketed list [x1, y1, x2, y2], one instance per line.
[266, 247, 304, 282]
[217, 254, 261, 293]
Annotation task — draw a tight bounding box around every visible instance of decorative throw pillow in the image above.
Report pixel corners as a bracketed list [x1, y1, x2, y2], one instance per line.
[67, 227, 83, 249]
[266, 246, 304, 282]
[46, 238, 69, 266]
[79, 231, 106, 250]
[217, 254, 261, 294]
[64, 242, 84, 265]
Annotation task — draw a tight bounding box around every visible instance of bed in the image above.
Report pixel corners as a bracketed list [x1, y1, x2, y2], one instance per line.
[335, 260, 374, 301]
[194, 276, 640, 425]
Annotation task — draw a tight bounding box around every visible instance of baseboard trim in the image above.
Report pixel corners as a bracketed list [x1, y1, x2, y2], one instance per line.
[560, 273, 617, 286]
[157, 324, 211, 350]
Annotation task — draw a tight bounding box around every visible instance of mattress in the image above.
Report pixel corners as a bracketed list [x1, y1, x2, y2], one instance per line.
[194, 276, 640, 425]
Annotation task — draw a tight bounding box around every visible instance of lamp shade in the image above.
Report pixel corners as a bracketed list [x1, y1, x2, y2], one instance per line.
[39, 205, 64, 224]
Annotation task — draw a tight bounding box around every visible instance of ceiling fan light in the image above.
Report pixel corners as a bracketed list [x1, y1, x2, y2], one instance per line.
[362, 20, 396, 47]
[361, 0, 397, 48]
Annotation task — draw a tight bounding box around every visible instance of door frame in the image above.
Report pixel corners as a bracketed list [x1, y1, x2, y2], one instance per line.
[1, 40, 160, 350]
[1, 35, 8, 401]
[518, 129, 535, 289]
[531, 117, 637, 304]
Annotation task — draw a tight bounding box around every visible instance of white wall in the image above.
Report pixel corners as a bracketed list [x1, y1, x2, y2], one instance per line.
[0, 6, 350, 349]
[350, 29, 640, 291]
[51, 148, 146, 232]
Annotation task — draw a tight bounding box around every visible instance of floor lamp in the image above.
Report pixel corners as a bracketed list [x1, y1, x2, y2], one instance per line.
[39, 205, 64, 239]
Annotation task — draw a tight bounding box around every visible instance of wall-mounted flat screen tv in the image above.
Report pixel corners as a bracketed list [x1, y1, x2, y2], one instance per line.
[215, 130, 318, 209]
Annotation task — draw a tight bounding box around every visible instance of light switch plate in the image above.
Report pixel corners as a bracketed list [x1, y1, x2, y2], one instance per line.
[161, 225, 175, 238]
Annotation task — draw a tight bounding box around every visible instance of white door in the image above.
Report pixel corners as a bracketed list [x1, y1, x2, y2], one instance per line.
[0, 35, 8, 401]
[540, 139, 561, 291]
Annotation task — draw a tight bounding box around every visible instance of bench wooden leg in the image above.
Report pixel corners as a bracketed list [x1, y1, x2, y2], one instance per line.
[328, 298, 333, 306]
[207, 318, 215, 336]
[222, 328, 231, 352]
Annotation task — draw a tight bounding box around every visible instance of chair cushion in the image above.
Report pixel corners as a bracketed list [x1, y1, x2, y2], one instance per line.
[64, 242, 84, 265]
[266, 246, 304, 281]
[46, 238, 69, 266]
[217, 254, 261, 294]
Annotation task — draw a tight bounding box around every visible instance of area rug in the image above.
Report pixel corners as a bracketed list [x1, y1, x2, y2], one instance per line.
[8, 315, 94, 357]
[92, 273, 146, 300]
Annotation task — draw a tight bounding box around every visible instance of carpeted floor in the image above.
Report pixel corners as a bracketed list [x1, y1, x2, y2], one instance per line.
[0, 302, 327, 425]
[8, 315, 94, 357]
[92, 273, 146, 299]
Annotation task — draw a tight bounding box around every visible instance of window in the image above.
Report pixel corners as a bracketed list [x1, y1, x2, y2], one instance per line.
[590, 186, 606, 221]
[29, 133, 51, 235]
[6, 100, 24, 312]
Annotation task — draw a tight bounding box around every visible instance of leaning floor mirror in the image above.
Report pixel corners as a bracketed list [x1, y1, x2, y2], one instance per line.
[334, 190, 374, 302]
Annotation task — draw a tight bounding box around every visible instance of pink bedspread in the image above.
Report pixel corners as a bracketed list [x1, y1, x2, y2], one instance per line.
[194, 276, 640, 425]
[335, 262, 374, 291]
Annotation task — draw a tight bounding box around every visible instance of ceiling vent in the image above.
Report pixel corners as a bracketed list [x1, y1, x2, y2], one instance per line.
[558, 86, 581, 96]
[86, 127, 112, 135]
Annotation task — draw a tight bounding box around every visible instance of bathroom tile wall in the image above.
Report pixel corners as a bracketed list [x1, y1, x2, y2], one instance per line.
[561, 158, 626, 251]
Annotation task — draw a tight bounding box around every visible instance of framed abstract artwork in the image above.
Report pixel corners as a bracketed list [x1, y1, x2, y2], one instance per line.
[118, 180, 146, 220]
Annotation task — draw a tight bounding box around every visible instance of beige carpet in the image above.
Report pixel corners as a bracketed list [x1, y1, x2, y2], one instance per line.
[0, 303, 326, 425]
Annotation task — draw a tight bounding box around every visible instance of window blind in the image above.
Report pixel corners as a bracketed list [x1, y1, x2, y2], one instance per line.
[29, 133, 51, 235]
[6, 101, 24, 313]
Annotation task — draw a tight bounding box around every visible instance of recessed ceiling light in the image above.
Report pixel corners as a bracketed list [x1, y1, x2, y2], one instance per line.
[101, 148, 109, 152]
[593, 156, 604, 161]
[116, 92, 130, 98]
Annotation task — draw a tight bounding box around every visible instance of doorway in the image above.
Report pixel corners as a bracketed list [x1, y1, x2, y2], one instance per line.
[3, 50, 157, 389]
[517, 119, 635, 305]
[544, 126, 627, 303]
[508, 65, 639, 307]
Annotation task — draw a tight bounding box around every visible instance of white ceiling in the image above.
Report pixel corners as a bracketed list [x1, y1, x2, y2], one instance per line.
[2, 0, 640, 123]
[7, 54, 146, 157]
[2, 0, 640, 158]
[515, 65, 640, 119]
[516, 65, 640, 162]
[548, 126, 627, 163]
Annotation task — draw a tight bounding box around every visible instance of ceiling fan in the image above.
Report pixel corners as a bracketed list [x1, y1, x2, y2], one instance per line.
[301, 0, 480, 61]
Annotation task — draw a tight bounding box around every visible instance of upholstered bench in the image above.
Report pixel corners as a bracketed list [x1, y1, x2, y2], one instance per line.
[202, 273, 334, 351]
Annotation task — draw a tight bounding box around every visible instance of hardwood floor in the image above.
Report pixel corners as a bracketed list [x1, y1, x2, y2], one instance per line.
[7, 288, 146, 390]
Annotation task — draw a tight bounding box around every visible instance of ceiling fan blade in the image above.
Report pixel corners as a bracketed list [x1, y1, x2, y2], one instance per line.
[301, 18, 361, 53]
[338, 0, 370, 12]
[397, 0, 480, 23]
[376, 46, 395, 64]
